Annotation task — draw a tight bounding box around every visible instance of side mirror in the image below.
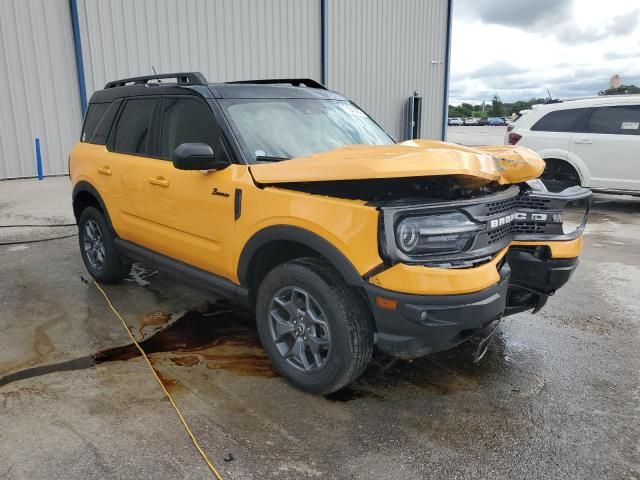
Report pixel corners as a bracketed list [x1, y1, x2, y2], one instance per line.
[172, 143, 228, 171]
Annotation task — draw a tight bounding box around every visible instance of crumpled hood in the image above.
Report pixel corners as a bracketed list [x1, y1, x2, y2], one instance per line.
[249, 140, 545, 188]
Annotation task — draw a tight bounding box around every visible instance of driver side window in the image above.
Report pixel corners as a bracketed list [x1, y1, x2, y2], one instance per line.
[159, 98, 220, 159]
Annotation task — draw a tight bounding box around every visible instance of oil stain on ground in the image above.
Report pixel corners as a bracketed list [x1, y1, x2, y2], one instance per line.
[0, 300, 275, 388]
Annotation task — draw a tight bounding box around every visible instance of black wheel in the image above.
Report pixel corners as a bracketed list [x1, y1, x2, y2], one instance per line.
[78, 206, 131, 283]
[541, 159, 580, 192]
[256, 257, 374, 394]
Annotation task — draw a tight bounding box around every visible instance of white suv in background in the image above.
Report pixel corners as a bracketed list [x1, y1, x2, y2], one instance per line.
[505, 96, 640, 194]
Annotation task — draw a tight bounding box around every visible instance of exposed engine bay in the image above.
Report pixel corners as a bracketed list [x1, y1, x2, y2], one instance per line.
[269, 176, 511, 206]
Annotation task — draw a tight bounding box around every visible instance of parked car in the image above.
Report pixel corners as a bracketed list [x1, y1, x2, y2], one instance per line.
[476, 117, 490, 126]
[70, 72, 590, 394]
[448, 117, 463, 126]
[505, 95, 640, 193]
[488, 117, 506, 126]
[464, 117, 478, 126]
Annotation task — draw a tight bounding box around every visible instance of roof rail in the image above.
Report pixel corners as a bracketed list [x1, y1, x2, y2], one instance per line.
[104, 72, 207, 89]
[225, 78, 327, 90]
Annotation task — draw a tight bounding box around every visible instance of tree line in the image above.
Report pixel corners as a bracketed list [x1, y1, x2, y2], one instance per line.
[449, 84, 639, 118]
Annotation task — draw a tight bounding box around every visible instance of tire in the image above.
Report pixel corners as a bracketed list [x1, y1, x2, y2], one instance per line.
[255, 257, 374, 394]
[78, 206, 131, 283]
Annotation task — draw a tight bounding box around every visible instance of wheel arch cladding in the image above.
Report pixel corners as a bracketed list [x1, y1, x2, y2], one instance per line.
[72, 182, 113, 229]
[237, 225, 365, 291]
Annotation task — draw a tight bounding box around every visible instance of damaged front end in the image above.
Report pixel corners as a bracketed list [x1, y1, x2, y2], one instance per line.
[250, 140, 591, 359]
[376, 180, 591, 315]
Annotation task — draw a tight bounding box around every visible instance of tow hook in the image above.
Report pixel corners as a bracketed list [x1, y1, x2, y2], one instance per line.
[473, 315, 503, 364]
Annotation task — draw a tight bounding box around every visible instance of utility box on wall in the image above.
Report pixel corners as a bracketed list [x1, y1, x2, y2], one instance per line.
[406, 92, 423, 140]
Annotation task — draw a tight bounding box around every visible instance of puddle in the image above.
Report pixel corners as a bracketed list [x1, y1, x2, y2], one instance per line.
[328, 332, 509, 401]
[0, 301, 275, 389]
[1, 301, 508, 398]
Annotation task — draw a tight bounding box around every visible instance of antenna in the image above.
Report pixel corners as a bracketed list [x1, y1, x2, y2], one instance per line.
[546, 88, 552, 100]
[151, 66, 160, 83]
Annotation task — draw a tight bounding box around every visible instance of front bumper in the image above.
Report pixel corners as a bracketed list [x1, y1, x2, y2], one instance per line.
[366, 247, 579, 359]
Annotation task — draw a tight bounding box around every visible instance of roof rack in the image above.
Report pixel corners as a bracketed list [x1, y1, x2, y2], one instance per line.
[104, 72, 207, 89]
[225, 78, 327, 90]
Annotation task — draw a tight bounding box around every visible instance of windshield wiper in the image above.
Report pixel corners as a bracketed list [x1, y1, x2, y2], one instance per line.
[255, 155, 289, 162]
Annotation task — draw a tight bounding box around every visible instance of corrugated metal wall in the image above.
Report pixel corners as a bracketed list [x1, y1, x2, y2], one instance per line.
[0, 0, 82, 179]
[327, 0, 448, 139]
[0, 0, 450, 179]
[76, 0, 322, 98]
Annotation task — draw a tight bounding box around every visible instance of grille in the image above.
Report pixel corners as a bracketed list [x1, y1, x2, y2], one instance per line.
[486, 196, 518, 215]
[487, 223, 512, 244]
[512, 221, 548, 234]
[517, 196, 552, 210]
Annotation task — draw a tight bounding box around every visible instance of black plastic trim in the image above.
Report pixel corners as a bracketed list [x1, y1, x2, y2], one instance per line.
[114, 238, 249, 307]
[71, 181, 113, 230]
[234, 189, 242, 220]
[237, 225, 365, 287]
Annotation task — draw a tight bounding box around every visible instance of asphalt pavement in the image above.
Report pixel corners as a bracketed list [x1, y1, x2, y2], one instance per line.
[1, 174, 638, 479]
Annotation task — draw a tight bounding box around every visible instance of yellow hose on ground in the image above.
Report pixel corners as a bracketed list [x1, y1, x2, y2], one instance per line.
[93, 281, 224, 480]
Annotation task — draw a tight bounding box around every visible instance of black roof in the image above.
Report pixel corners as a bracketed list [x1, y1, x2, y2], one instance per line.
[89, 72, 346, 103]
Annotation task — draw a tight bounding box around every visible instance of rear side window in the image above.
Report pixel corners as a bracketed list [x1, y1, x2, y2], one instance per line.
[587, 105, 640, 135]
[531, 108, 588, 132]
[113, 98, 156, 155]
[81, 103, 109, 142]
[91, 99, 122, 145]
[159, 98, 219, 159]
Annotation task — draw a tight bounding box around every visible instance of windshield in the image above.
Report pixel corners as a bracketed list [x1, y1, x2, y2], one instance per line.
[219, 99, 394, 162]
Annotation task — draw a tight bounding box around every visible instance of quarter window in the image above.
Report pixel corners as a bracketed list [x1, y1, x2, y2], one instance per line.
[531, 108, 588, 132]
[81, 103, 109, 142]
[160, 98, 219, 159]
[587, 106, 640, 135]
[113, 98, 156, 155]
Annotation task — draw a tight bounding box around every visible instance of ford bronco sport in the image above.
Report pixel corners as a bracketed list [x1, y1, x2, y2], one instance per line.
[70, 72, 591, 394]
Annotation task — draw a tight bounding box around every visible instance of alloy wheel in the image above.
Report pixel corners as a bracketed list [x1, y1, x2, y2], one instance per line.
[82, 219, 106, 270]
[268, 287, 331, 373]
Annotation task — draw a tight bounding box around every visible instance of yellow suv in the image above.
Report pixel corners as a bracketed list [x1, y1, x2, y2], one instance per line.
[70, 72, 591, 394]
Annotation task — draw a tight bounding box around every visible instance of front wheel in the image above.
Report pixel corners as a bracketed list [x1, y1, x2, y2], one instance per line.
[256, 258, 374, 394]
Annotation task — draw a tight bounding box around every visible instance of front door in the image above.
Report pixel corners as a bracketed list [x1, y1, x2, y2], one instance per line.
[141, 97, 238, 280]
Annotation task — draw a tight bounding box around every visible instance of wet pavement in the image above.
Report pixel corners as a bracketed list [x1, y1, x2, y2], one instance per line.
[1, 178, 639, 479]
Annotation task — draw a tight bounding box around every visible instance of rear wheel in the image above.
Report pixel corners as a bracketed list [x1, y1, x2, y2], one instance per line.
[78, 206, 131, 283]
[256, 258, 374, 394]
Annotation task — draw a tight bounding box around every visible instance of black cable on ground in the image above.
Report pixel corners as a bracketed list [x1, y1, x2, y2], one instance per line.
[0, 233, 78, 246]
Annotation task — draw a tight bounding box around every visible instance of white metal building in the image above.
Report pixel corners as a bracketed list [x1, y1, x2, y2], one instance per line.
[0, 0, 452, 179]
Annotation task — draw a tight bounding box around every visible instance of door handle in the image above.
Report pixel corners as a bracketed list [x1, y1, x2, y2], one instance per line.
[148, 176, 170, 187]
[97, 166, 112, 175]
[573, 139, 592, 144]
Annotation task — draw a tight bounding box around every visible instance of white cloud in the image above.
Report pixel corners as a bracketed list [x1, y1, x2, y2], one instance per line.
[450, 0, 640, 104]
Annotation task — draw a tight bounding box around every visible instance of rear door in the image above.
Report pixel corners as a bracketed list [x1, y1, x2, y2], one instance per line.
[141, 96, 238, 279]
[105, 97, 159, 244]
[570, 105, 640, 191]
[523, 108, 588, 154]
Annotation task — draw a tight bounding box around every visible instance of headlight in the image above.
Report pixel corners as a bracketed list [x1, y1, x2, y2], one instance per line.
[395, 212, 482, 255]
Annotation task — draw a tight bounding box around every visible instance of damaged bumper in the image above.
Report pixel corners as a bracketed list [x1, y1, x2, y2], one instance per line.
[366, 247, 579, 358]
[366, 184, 591, 359]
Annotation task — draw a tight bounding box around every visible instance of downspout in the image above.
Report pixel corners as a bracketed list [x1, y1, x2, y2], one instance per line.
[320, 0, 328, 86]
[69, 0, 87, 114]
[441, 0, 453, 140]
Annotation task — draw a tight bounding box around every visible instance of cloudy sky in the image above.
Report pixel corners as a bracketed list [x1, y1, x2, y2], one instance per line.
[450, 0, 640, 104]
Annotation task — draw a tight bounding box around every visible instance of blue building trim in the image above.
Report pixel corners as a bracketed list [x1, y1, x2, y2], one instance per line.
[441, 0, 453, 140]
[320, 0, 328, 85]
[69, 0, 87, 114]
